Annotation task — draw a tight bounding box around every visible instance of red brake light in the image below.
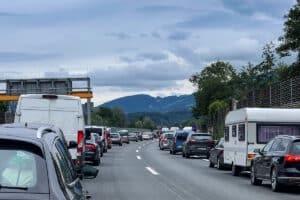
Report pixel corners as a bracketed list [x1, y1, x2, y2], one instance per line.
[77, 130, 84, 153]
[285, 154, 300, 163]
[86, 143, 96, 151]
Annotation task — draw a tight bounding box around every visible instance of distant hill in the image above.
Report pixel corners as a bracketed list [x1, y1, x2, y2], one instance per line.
[100, 94, 194, 113]
[127, 111, 193, 126]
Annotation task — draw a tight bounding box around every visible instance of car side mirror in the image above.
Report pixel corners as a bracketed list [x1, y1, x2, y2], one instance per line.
[253, 148, 262, 154]
[68, 141, 77, 149]
[82, 165, 99, 179]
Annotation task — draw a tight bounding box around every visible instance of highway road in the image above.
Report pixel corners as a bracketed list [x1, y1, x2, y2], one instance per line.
[84, 140, 300, 200]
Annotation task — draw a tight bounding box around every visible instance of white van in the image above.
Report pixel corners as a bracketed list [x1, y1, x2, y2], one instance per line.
[14, 94, 85, 167]
[224, 108, 300, 176]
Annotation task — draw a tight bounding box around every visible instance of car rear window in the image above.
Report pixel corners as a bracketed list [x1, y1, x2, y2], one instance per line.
[0, 140, 49, 194]
[164, 134, 174, 139]
[177, 133, 188, 140]
[192, 134, 212, 140]
[291, 141, 300, 155]
[111, 134, 119, 138]
[86, 128, 102, 136]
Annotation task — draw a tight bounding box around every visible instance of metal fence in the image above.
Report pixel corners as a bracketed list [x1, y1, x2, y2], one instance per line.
[238, 76, 300, 108]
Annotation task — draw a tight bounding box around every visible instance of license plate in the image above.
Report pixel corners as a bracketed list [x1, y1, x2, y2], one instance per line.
[198, 147, 206, 150]
[178, 145, 182, 148]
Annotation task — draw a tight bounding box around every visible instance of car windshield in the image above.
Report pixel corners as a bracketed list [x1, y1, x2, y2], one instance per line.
[0, 141, 49, 194]
[164, 134, 174, 139]
[86, 128, 103, 137]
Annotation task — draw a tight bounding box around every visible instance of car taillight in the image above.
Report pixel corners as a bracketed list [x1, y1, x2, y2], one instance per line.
[77, 130, 84, 153]
[247, 153, 256, 160]
[86, 144, 96, 151]
[189, 139, 197, 144]
[285, 154, 300, 163]
[162, 139, 168, 144]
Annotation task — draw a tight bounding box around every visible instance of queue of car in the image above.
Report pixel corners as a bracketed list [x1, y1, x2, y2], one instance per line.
[160, 109, 300, 193]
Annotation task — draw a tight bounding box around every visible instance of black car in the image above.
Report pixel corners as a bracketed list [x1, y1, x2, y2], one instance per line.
[251, 135, 300, 192]
[209, 137, 229, 169]
[170, 131, 189, 155]
[0, 123, 97, 200]
[182, 133, 215, 158]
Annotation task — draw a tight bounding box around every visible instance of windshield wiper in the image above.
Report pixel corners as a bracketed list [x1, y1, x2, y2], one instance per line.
[0, 184, 28, 190]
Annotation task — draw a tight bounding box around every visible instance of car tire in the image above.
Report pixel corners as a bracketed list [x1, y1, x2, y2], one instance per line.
[250, 164, 262, 185]
[271, 167, 282, 192]
[182, 152, 185, 157]
[209, 161, 214, 168]
[94, 156, 100, 166]
[100, 151, 103, 157]
[186, 153, 190, 158]
[119, 143, 122, 146]
[232, 164, 241, 176]
[170, 150, 172, 154]
[108, 145, 112, 149]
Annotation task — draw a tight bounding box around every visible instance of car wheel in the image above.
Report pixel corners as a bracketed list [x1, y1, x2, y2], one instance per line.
[217, 157, 224, 170]
[186, 153, 190, 158]
[119, 143, 122, 146]
[94, 156, 100, 166]
[271, 168, 282, 192]
[232, 164, 241, 176]
[182, 152, 185, 157]
[209, 161, 214, 168]
[251, 165, 262, 185]
[100, 151, 103, 157]
[172, 150, 176, 155]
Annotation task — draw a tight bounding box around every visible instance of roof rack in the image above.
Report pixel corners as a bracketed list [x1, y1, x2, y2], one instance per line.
[36, 127, 54, 139]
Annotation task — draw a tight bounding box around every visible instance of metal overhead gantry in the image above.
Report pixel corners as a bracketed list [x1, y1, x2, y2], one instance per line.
[0, 77, 93, 125]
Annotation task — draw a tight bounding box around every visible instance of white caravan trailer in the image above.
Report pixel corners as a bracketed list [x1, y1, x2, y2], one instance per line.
[224, 108, 300, 176]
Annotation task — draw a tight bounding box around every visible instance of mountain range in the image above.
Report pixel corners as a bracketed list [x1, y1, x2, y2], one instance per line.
[101, 94, 195, 113]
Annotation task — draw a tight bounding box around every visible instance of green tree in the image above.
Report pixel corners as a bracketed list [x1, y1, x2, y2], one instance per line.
[277, 0, 300, 58]
[0, 102, 8, 113]
[190, 61, 236, 117]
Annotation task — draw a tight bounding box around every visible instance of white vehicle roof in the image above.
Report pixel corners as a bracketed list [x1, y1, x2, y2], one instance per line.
[225, 107, 300, 125]
[19, 94, 80, 100]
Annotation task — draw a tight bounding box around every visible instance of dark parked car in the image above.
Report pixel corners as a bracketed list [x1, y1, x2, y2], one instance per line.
[209, 137, 229, 169]
[182, 133, 215, 158]
[170, 131, 189, 155]
[159, 132, 175, 150]
[250, 135, 300, 192]
[111, 133, 122, 146]
[85, 133, 101, 166]
[0, 123, 96, 200]
[128, 132, 138, 142]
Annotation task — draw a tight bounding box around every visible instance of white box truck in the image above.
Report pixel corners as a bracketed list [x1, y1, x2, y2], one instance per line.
[224, 108, 300, 176]
[14, 94, 85, 168]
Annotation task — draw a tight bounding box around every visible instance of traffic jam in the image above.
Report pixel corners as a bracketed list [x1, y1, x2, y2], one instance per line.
[0, 94, 299, 199]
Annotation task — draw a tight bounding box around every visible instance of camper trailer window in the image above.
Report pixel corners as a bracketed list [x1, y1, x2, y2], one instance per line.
[225, 126, 229, 141]
[232, 125, 237, 137]
[257, 125, 300, 144]
[238, 124, 245, 141]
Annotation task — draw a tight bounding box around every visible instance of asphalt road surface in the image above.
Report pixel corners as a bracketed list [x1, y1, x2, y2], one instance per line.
[84, 140, 300, 200]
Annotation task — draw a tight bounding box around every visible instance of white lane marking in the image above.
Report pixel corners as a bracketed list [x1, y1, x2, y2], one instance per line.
[136, 150, 139, 153]
[138, 146, 141, 149]
[136, 155, 141, 160]
[146, 167, 159, 175]
[202, 159, 209, 162]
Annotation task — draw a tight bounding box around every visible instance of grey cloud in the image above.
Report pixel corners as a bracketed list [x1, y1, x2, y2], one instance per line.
[119, 52, 168, 63]
[151, 32, 161, 39]
[139, 33, 148, 38]
[106, 32, 131, 40]
[0, 52, 61, 62]
[137, 5, 182, 13]
[90, 62, 194, 89]
[168, 32, 190, 41]
[137, 53, 168, 61]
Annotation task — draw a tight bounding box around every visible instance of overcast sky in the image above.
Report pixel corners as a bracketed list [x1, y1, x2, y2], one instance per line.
[0, 0, 296, 105]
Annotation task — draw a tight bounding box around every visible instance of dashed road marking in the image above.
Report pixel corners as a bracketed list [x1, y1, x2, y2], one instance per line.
[136, 155, 141, 160]
[136, 150, 139, 153]
[202, 159, 209, 162]
[146, 167, 159, 175]
[138, 146, 141, 149]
